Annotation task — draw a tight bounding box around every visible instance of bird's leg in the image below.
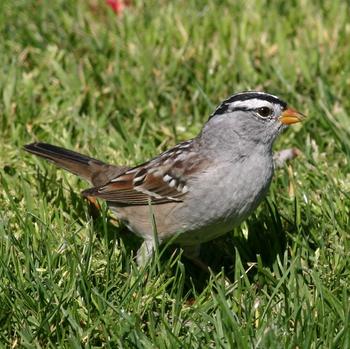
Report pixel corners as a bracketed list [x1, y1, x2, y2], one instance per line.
[136, 238, 160, 266]
[85, 196, 101, 219]
[182, 244, 209, 272]
[136, 239, 154, 266]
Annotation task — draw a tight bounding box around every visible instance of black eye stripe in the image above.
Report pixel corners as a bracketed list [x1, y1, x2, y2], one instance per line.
[229, 107, 250, 112]
[213, 106, 271, 114]
[210, 106, 275, 121]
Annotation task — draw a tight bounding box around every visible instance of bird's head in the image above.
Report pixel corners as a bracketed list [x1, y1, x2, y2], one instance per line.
[201, 91, 305, 151]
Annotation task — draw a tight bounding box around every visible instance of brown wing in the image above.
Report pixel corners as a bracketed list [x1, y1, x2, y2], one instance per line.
[82, 140, 207, 205]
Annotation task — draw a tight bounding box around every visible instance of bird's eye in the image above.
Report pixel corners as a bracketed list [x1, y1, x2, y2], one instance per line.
[257, 107, 272, 118]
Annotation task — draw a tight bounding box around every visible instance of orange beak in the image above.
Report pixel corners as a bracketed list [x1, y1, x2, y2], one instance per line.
[279, 107, 305, 125]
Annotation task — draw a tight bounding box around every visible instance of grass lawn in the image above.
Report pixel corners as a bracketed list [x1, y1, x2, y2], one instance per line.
[1, 0, 349, 347]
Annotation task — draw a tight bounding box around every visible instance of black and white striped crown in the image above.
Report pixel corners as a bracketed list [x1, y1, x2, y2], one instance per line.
[210, 91, 287, 118]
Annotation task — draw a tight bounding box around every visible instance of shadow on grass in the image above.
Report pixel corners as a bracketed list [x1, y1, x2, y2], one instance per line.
[167, 200, 291, 293]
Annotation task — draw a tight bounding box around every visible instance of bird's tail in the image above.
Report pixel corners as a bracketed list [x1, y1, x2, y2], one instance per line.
[24, 142, 126, 186]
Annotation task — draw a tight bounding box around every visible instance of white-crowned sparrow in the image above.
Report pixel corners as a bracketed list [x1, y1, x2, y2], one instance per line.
[25, 91, 304, 265]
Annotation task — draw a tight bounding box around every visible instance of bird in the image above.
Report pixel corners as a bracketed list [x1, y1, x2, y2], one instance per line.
[24, 91, 304, 266]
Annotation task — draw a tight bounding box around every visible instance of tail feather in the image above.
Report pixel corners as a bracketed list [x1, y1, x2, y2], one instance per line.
[24, 142, 104, 166]
[24, 142, 127, 186]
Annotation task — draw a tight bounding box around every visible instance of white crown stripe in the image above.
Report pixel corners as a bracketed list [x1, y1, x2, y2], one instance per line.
[231, 99, 275, 110]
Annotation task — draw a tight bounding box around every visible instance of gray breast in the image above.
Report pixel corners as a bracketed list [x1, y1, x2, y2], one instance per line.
[173, 153, 274, 245]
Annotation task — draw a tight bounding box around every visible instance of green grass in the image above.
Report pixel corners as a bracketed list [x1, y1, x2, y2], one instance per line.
[1, 0, 350, 347]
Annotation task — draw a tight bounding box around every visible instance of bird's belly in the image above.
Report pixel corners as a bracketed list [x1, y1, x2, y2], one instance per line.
[173, 158, 273, 245]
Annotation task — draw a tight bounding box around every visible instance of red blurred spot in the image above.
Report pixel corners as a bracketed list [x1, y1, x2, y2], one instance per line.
[106, 0, 129, 15]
